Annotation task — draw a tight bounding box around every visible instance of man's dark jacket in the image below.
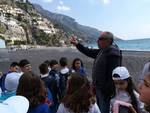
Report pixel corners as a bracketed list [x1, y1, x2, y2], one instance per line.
[76, 43, 122, 97]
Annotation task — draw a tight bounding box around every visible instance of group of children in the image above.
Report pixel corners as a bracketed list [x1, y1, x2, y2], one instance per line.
[0, 58, 150, 113]
[0, 57, 87, 113]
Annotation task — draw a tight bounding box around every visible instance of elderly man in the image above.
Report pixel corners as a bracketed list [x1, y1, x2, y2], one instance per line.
[70, 31, 122, 113]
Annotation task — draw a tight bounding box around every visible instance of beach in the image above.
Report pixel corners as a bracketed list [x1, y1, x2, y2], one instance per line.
[0, 47, 150, 85]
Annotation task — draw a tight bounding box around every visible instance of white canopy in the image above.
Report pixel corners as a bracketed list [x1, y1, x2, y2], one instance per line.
[0, 39, 6, 48]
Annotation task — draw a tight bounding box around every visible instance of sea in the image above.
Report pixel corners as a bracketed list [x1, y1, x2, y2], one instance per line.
[88, 38, 150, 51]
[1, 38, 150, 51]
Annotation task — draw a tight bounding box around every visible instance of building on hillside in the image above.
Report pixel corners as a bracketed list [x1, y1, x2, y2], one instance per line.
[36, 18, 57, 34]
[3, 19, 27, 44]
[0, 9, 6, 23]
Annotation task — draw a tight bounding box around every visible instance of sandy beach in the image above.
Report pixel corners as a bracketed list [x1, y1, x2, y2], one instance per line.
[0, 47, 150, 85]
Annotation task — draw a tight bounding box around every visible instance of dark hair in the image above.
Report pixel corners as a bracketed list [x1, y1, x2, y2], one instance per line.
[112, 74, 120, 78]
[62, 74, 95, 113]
[16, 72, 46, 108]
[49, 59, 58, 67]
[124, 77, 139, 113]
[59, 57, 68, 67]
[39, 63, 49, 75]
[10, 62, 19, 67]
[19, 59, 30, 67]
[44, 60, 50, 66]
[72, 58, 84, 70]
[143, 73, 150, 112]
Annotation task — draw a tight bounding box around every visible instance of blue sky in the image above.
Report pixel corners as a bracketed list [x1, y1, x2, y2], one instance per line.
[29, 0, 150, 40]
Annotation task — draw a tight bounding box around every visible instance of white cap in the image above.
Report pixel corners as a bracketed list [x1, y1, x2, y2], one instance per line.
[0, 96, 29, 113]
[5, 72, 21, 91]
[112, 66, 130, 80]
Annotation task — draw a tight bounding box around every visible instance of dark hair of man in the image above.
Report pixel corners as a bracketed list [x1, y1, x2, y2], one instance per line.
[19, 59, 30, 67]
[62, 74, 95, 113]
[39, 63, 49, 75]
[49, 59, 58, 67]
[16, 72, 46, 108]
[72, 58, 84, 70]
[10, 62, 19, 67]
[59, 57, 68, 67]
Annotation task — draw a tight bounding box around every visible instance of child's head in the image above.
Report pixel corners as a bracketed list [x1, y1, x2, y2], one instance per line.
[139, 72, 150, 105]
[72, 58, 83, 70]
[16, 72, 46, 108]
[112, 66, 138, 112]
[112, 66, 131, 91]
[49, 59, 59, 70]
[62, 74, 94, 113]
[44, 60, 51, 72]
[19, 59, 32, 72]
[66, 74, 89, 94]
[44, 60, 50, 66]
[9, 62, 19, 72]
[59, 57, 68, 67]
[39, 63, 49, 75]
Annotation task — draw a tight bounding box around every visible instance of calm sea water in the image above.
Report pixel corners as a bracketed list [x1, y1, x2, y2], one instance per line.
[1, 39, 150, 51]
[89, 39, 150, 51]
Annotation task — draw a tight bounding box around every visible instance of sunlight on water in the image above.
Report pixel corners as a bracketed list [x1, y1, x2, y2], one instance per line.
[88, 39, 150, 51]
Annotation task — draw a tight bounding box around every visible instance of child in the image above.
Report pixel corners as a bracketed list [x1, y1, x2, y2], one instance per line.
[44, 60, 51, 72]
[49, 59, 61, 112]
[111, 66, 144, 113]
[59, 57, 70, 97]
[71, 58, 87, 76]
[139, 72, 150, 112]
[19, 59, 32, 74]
[16, 72, 50, 113]
[57, 74, 100, 113]
[0, 72, 21, 101]
[0, 62, 19, 92]
[39, 63, 54, 111]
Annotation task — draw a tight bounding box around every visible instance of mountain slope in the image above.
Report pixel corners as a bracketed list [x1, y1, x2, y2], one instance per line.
[33, 4, 101, 43]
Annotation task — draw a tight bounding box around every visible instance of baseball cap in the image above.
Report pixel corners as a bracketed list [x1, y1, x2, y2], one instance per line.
[0, 96, 29, 113]
[112, 66, 130, 80]
[5, 72, 21, 91]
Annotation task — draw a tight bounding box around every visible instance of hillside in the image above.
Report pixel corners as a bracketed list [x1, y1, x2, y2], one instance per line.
[0, 0, 71, 47]
[0, 0, 121, 47]
[33, 4, 101, 44]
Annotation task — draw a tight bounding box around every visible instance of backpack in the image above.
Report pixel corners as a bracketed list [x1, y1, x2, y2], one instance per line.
[0, 74, 7, 92]
[0, 71, 13, 92]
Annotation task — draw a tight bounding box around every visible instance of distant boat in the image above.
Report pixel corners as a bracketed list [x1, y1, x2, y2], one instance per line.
[0, 39, 6, 48]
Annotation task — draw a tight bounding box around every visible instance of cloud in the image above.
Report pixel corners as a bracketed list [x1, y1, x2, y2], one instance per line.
[88, 0, 111, 5]
[42, 0, 53, 3]
[101, 0, 110, 4]
[56, 1, 71, 12]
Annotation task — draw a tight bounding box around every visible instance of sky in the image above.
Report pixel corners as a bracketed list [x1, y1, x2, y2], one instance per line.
[29, 0, 150, 40]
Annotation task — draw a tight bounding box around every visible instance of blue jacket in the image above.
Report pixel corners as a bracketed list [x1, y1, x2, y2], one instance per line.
[28, 103, 50, 113]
